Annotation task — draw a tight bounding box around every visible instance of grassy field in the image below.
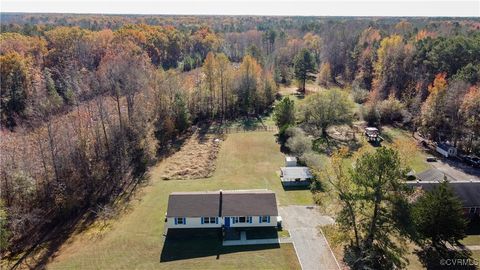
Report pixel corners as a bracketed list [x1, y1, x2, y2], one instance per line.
[47, 131, 307, 269]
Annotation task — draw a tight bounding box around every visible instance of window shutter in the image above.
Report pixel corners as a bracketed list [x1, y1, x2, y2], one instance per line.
[174, 218, 178, 225]
[248, 216, 252, 223]
[184, 218, 187, 225]
[267, 216, 270, 223]
[259, 216, 262, 223]
[201, 217, 204, 224]
[216, 217, 218, 224]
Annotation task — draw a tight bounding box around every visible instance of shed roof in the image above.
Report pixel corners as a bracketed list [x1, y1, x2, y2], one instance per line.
[437, 142, 455, 151]
[285, 156, 297, 162]
[407, 181, 480, 207]
[280, 167, 313, 179]
[166, 190, 278, 217]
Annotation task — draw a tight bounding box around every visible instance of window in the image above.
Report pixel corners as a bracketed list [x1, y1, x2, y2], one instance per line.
[239, 216, 246, 223]
[203, 217, 216, 224]
[261, 216, 269, 223]
[233, 216, 250, 223]
[176, 217, 185, 225]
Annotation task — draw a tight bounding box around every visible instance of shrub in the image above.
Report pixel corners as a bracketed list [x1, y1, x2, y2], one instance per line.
[378, 96, 404, 124]
[362, 103, 380, 126]
[352, 83, 370, 104]
[285, 127, 312, 156]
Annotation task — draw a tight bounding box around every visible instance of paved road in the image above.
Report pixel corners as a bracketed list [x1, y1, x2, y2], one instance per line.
[279, 205, 339, 270]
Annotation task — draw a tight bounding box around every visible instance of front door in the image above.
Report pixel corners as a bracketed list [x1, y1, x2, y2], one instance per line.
[224, 217, 230, 228]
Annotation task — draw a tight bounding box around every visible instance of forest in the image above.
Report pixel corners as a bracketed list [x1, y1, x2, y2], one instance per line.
[1, 14, 479, 261]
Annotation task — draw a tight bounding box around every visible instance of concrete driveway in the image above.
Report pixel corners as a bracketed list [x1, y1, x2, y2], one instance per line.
[430, 159, 480, 181]
[279, 205, 339, 270]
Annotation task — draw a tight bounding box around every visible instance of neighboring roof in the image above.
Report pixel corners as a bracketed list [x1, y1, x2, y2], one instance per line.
[365, 127, 379, 132]
[407, 181, 480, 207]
[285, 156, 297, 162]
[416, 168, 457, 182]
[281, 167, 313, 179]
[437, 142, 455, 151]
[167, 192, 220, 217]
[166, 190, 278, 217]
[222, 190, 278, 216]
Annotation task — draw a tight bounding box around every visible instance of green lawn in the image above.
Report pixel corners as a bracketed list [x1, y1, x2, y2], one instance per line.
[47, 131, 306, 269]
[462, 235, 480, 246]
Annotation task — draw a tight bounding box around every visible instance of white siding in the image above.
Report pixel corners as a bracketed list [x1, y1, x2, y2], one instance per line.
[167, 216, 277, 229]
[436, 146, 449, 157]
[225, 216, 276, 228]
[167, 217, 221, 229]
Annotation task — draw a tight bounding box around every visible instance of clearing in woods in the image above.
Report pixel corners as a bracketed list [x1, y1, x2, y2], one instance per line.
[46, 131, 308, 269]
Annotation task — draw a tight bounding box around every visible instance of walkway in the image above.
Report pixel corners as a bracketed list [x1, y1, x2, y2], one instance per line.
[223, 231, 292, 246]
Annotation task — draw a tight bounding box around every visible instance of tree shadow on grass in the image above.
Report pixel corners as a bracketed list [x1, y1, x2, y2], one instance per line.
[159, 229, 280, 262]
[415, 245, 477, 270]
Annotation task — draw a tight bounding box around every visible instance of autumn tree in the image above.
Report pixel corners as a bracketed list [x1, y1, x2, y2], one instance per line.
[236, 55, 262, 115]
[318, 62, 333, 87]
[98, 41, 153, 126]
[371, 35, 411, 101]
[0, 52, 30, 128]
[420, 73, 448, 141]
[461, 86, 480, 153]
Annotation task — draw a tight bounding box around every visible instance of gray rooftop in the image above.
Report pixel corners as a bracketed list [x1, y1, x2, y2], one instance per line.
[416, 168, 457, 182]
[407, 181, 480, 207]
[167, 190, 278, 217]
[280, 167, 313, 179]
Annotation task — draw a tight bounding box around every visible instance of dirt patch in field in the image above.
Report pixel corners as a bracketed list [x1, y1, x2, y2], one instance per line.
[158, 132, 223, 180]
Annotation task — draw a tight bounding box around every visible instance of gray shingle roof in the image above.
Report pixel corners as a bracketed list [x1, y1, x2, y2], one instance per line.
[166, 190, 278, 217]
[167, 192, 220, 217]
[280, 167, 313, 179]
[407, 181, 480, 208]
[222, 191, 278, 216]
[416, 168, 457, 182]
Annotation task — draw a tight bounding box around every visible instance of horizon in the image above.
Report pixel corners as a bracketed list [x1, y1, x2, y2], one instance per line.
[1, 0, 479, 17]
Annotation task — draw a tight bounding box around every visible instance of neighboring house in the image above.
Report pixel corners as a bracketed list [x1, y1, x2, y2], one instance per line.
[166, 189, 278, 229]
[436, 142, 457, 158]
[285, 156, 298, 167]
[280, 167, 313, 186]
[408, 171, 480, 218]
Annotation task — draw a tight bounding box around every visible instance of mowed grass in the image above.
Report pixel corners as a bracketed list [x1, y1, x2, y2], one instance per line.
[47, 131, 308, 269]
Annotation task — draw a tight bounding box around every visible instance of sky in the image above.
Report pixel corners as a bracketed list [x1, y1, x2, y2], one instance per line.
[1, 0, 479, 17]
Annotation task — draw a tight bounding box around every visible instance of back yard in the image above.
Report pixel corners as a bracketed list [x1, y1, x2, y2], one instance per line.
[46, 131, 307, 269]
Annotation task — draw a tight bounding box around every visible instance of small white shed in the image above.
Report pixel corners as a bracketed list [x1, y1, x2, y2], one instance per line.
[280, 167, 313, 186]
[436, 142, 457, 158]
[285, 156, 298, 167]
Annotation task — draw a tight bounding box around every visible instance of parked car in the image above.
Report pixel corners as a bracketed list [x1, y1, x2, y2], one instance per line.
[464, 156, 480, 168]
[426, 156, 437, 162]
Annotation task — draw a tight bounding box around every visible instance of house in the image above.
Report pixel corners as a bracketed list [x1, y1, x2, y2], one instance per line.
[166, 190, 278, 229]
[409, 168, 480, 218]
[436, 142, 457, 158]
[285, 156, 298, 167]
[280, 167, 313, 186]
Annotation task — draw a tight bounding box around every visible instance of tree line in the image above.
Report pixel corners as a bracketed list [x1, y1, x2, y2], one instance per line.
[0, 23, 276, 257]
